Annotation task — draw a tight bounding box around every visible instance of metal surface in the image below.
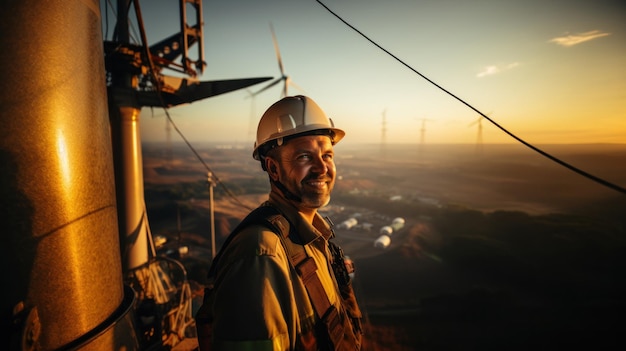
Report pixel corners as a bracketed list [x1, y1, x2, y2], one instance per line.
[109, 105, 151, 271]
[0, 0, 135, 349]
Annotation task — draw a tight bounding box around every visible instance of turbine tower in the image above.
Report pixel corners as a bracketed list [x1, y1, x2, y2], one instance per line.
[381, 109, 388, 158]
[417, 118, 432, 158]
[245, 89, 257, 139]
[469, 112, 490, 156]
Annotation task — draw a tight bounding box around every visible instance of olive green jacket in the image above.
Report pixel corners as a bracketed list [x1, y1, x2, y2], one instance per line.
[209, 191, 343, 350]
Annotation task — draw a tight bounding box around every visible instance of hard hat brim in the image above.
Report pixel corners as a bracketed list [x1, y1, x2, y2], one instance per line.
[253, 126, 344, 160]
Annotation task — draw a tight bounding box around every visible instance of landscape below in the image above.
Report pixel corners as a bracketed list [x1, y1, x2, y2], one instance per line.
[143, 142, 626, 350]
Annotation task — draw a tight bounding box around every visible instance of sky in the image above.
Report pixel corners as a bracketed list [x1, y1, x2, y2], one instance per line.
[101, 0, 626, 146]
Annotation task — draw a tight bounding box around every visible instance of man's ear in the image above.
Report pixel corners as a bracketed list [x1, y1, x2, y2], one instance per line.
[265, 158, 279, 180]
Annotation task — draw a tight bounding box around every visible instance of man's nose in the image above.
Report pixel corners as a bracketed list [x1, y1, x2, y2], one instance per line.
[311, 155, 328, 174]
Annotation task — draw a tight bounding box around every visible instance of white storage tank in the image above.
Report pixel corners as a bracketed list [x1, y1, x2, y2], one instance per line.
[380, 225, 393, 236]
[339, 217, 358, 230]
[391, 217, 405, 231]
[374, 234, 391, 249]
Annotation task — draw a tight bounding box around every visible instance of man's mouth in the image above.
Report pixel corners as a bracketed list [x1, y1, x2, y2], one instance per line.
[303, 177, 331, 189]
[307, 181, 326, 188]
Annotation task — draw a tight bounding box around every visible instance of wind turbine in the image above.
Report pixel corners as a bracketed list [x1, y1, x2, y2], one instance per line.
[381, 108, 388, 158]
[252, 23, 305, 98]
[417, 118, 433, 158]
[469, 112, 491, 155]
[417, 118, 433, 146]
[245, 89, 257, 139]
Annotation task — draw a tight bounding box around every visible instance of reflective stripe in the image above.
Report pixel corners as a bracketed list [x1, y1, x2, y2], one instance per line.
[213, 332, 290, 351]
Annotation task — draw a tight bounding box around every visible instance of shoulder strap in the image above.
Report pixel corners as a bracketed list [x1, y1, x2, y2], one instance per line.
[261, 211, 345, 350]
[207, 204, 288, 278]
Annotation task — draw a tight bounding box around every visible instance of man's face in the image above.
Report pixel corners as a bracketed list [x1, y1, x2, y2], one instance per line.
[272, 135, 336, 210]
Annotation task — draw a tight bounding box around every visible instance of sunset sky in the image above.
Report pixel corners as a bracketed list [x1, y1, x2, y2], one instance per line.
[102, 0, 626, 146]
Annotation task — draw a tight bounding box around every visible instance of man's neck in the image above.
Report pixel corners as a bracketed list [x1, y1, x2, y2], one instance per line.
[269, 184, 318, 223]
[298, 208, 317, 224]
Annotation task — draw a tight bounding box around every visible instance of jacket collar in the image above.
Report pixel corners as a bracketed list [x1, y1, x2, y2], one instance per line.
[267, 190, 334, 245]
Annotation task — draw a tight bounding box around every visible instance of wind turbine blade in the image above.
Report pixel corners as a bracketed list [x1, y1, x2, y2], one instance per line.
[252, 78, 282, 96]
[243, 88, 254, 99]
[138, 76, 273, 107]
[468, 117, 481, 127]
[269, 23, 285, 76]
[287, 78, 307, 95]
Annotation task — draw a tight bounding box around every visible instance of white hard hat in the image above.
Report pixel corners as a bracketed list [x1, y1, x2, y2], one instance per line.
[253, 95, 345, 160]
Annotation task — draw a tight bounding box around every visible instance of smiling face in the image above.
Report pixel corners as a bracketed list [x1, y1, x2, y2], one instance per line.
[265, 134, 336, 212]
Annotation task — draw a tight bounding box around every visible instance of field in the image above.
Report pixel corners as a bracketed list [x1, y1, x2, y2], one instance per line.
[143, 142, 626, 350]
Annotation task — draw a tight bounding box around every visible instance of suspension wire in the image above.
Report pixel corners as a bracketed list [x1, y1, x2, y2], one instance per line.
[107, 0, 142, 44]
[132, 0, 254, 211]
[315, 0, 626, 195]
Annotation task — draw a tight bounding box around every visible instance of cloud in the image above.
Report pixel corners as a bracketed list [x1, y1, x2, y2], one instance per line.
[477, 65, 498, 78]
[549, 30, 611, 47]
[476, 62, 520, 78]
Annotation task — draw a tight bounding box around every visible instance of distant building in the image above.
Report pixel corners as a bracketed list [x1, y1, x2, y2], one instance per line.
[338, 217, 358, 230]
[374, 234, 391, 249]
[380, 226, 393, 236]
[417, 196, 441, 207]
[391, 217, 405, 232]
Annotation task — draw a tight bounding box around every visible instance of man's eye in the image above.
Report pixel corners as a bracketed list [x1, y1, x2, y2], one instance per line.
[296, 154, 311, 161]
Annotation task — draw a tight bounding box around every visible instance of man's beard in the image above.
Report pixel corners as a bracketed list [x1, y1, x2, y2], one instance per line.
[283, 172, 334, 209]
[300, 184, 332, 208]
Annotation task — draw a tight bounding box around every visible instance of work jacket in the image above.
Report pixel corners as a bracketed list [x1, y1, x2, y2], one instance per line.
[206, 190, 359, 350]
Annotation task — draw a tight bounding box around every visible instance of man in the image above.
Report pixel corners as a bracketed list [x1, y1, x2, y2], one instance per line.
[195, 95, 363, 350]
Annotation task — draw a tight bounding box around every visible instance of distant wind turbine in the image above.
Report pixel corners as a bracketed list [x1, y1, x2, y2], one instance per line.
[469, 112, 491, 155]
[417, 118, 433, 158]
[417, 118, 433, 146]
[244, 89, 257, 139]
[252, 23, 305, 98]
[381, 109, 388, 157]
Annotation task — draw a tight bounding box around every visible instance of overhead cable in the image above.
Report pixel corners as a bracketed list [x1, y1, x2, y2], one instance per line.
[315, 0, 626, 195]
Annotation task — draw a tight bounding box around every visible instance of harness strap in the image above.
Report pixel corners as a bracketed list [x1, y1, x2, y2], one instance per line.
[265, 209, 346, 350]
[296, 257, 332, 319]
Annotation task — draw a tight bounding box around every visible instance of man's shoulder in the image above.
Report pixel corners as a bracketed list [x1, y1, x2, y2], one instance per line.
[226, 224, 283, 257]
